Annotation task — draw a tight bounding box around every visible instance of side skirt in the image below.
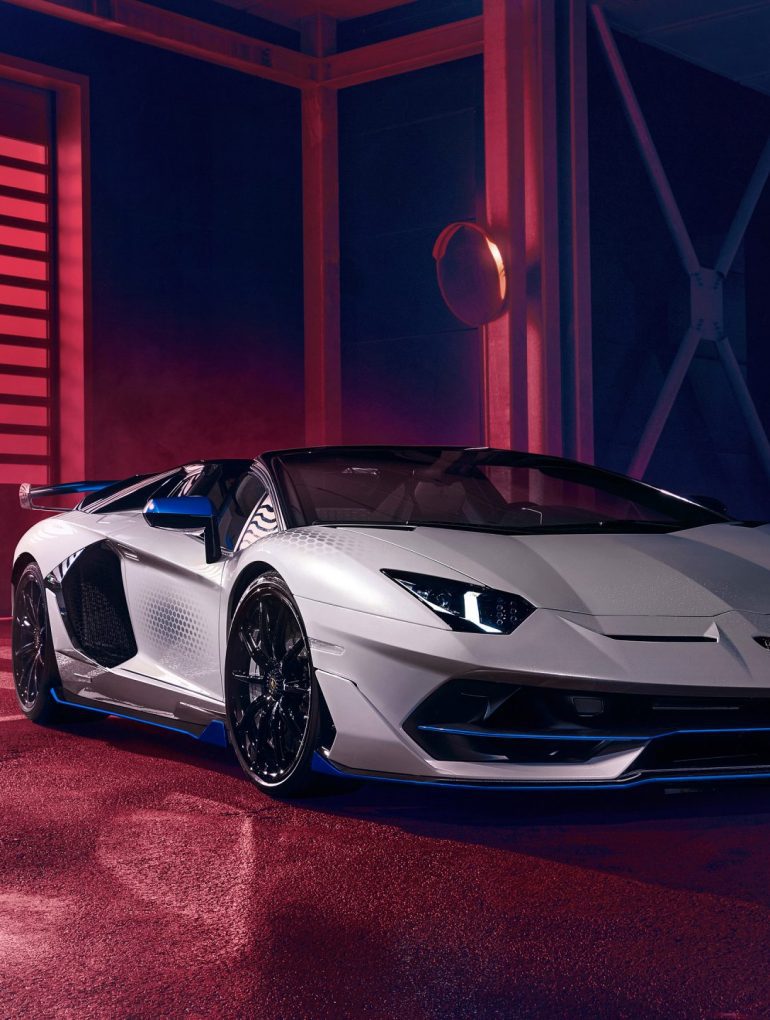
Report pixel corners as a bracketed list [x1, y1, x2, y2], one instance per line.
[51, 688, 229, 748]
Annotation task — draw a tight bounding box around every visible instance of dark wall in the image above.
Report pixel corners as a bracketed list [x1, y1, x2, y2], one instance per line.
[0, 3, 304, 479]
[337, 0, 481, 51]
[0, 3, 303, 603]
[588, 29, 770, 518]
[339, 56, 485, 446]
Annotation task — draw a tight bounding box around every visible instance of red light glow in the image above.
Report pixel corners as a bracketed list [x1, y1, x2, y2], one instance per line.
[0, 462, 47, 483]
[0, 194, 47, 222]
[0, 254, 47, 280]
[0, 313, 47, 338]
[0, 164, 47, 194]
[0, 224, 47, 252]
[0, 403, 47, 426]
[0, 343, 47, 368]
[0, 433, 47, 455]
[0, 372, 47, 397]
[0, 284, 47, 309]
[0, 134, 47, 164]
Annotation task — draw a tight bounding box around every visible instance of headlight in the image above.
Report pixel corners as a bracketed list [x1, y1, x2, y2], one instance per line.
[383, 570, 535, 634]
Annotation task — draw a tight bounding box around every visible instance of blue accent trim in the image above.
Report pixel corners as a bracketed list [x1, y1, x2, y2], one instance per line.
[312, 752, 770, 792]
[199, 720, 228, 748]
[22, 479, 116, 509]
[51, 689, 227, 746]
[144, 496, 214, 517]
[312, 750, 345, 776]
[51, 693, 770, 792]
[38, 480, 114, 495]
[418, 723, 770, 743]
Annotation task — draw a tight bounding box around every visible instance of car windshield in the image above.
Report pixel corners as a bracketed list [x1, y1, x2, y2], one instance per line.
[266, 447, 728, 535]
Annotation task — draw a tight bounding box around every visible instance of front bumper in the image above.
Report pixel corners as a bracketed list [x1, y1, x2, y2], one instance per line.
[311, 752, 770, 791]
[300, 597, 770, 786]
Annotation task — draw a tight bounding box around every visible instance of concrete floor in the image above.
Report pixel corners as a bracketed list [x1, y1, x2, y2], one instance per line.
[2, 628, 770, 1019]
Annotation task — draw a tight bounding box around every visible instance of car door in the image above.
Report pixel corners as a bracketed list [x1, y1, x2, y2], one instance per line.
[112, 461, 255, 704]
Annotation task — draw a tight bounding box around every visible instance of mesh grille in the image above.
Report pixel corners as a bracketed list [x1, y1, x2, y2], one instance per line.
[61, 543, 137, 667]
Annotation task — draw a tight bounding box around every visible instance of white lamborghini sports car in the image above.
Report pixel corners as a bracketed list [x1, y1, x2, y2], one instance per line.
[11, 445, 770, 795]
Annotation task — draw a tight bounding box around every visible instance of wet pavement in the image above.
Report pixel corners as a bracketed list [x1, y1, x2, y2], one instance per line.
[2, 627, 770, 1019]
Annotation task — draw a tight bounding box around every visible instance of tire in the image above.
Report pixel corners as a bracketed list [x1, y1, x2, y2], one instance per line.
[12, 562, 62, 723]
[225, 571, 321, 797]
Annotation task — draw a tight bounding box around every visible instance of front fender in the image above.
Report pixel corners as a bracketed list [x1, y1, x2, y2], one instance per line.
[221, 526, 473, 631]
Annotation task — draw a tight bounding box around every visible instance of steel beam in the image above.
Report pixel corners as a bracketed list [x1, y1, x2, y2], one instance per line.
[627, 327, 700, 478]
[2, 0, 315, 88]
[593, 3, 770, 483]
[560, 0, 594, 463]
[483, 0, 589, 458]
[482, 0, 529, 451]
[302, 17, 341, 446]
[2, 0, 485, 95]
[591, 5, 699, 277]
[716, 134, 770, 278]
[715, 336, 770, 480]
[321, 17, 483, 89]
[522, 0, 563, 455]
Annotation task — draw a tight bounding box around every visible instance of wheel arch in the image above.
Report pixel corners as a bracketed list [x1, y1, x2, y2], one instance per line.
[227, 560, 278, 630]
[226, 558, 337, 755]
[11, 552, 36, 594]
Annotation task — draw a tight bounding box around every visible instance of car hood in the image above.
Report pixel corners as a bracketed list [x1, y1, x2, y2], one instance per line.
[357, 522, 770, 617]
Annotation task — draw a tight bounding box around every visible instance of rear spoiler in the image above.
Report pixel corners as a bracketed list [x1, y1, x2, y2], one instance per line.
[19, 480, 116, 512]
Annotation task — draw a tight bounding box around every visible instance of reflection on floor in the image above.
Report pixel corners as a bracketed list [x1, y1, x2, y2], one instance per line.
[1, 624, 769, 1019]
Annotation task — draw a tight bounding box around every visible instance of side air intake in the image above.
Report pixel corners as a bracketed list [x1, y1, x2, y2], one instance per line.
[56, 542, 137, 668]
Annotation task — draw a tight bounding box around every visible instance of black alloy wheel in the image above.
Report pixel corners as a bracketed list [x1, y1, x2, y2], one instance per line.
[225, 572, 320, 796]
[12, 562, 59, 722]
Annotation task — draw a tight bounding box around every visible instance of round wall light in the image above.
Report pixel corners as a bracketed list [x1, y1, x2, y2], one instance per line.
[432, 221, 507, 326]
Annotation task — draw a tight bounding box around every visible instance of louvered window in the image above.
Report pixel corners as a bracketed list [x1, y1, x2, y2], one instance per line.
[0, 80, 53, 485]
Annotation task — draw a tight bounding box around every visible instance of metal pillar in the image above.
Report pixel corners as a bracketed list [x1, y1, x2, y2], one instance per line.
[483, 0, 593, 458]
[592, 4, 770, 481]
[301, 15, 342, 446]
[482, 0, 529, 451]
[557, 0, 594, 463]
[522, 0, 563, 456]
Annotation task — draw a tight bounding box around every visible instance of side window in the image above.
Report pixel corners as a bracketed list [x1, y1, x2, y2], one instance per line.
[83, 470, 184, 513]
[239, 491, 278, 550]
[168, 468, 204, 498]
[217, 473, 270, 552]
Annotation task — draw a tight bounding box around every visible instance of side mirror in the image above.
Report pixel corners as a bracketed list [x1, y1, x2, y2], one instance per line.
[143, 496, 220, 562]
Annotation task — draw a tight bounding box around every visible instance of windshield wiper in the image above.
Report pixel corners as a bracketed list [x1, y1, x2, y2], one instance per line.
[313, 520, 530, 535]
[529, 520, 682, 533]
[312, 521, 416, 530]
[311, 518, 695, 535]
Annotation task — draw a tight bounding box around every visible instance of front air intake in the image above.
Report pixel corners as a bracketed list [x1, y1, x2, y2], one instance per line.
[404, 679, 770, 765]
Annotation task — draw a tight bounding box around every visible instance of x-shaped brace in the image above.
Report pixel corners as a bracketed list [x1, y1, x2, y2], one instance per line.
[592, 5, 770, 480]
